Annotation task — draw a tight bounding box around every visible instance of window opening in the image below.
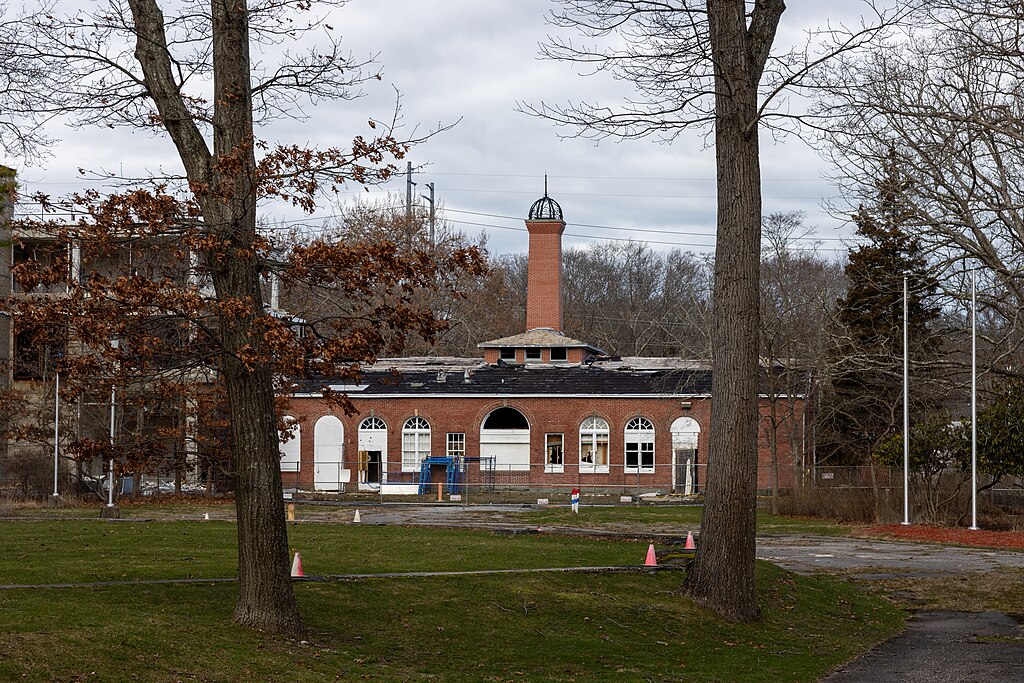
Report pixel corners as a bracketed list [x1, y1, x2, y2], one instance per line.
[545, 433, 564, 473]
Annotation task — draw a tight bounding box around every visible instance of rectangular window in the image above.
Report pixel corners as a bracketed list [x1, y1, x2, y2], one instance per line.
[545, 433, 564, 473]
[402, 434, 430, 471]
[626, 440, 655, 473]
[446, 432, 466, 459]
[580, 434, 610, 473]
[550, 347, 567, 362]
[525, 348, 541, 361]
[499, 347, 516, 360]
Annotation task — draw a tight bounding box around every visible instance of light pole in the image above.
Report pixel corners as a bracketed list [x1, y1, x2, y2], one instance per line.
[107, 378, 116, 508]
[970, 268, 979, 530]
[902, 273, 910, 526]
[101, 339, 121, 518]
[49, 369, 62, 507]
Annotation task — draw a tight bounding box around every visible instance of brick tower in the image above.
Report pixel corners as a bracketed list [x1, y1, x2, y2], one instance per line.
[524, 180, 565, 331]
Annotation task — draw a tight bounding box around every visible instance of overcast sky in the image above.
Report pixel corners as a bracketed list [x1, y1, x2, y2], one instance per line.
[15, 0, 879, 258]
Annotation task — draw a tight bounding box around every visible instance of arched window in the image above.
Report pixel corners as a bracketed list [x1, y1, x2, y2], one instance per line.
[359, 416, 387, 431]
[579, 416, 609, 473]
[402, 416, 431, 471]
[279, 416, 301, 473]
[482, 407, 529, 430]
[625, 416, 655, 473]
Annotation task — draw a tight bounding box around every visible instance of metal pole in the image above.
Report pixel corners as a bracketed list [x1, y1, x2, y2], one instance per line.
[902, 274, 910, 525]
[52, 371, 60, 497]
[426, 183, 435, 249]
[970, 269, 979, 530]
[108, 381, 116, 507]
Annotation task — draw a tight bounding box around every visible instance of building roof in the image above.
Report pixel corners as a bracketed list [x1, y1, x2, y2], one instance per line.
[293, 357, 713, 397]
[477, 327, 604, 352]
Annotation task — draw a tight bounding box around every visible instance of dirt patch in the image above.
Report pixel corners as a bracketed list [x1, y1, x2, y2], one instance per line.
[856, 524, 1024, 550]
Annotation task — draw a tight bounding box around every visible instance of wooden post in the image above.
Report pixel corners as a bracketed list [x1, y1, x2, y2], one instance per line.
[437, 481, 443, 502]
[287, 503, 295, 522]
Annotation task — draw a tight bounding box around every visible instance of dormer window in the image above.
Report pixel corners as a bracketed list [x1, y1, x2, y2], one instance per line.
[525, 348, 541, 362]
[550, 347, 567, 362]
[499, 348, 516, 361]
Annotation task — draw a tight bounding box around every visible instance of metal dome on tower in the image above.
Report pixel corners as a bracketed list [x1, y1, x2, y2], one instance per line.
[527, 175, 563, 221]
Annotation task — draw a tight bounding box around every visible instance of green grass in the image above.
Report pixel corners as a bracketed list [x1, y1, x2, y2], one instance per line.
[518, 504, 855, 537]
[0, 567, 902, 682]
[0, 521, 646, 585]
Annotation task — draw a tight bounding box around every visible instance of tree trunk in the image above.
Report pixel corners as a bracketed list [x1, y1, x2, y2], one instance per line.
[207, 0, 301, 635]
[686, 0, 784, 624]
[128, 0, 300, 634]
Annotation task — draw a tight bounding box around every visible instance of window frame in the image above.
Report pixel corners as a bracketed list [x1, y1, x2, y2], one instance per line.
[446, 432, 466, 460]
[545, 433, 564, 473]
[401, 416, 431, 472]
[579, 417, 610, 474]
[549, 347, 568, 362]
[624, 416, 656, 474]
[524, 347, 541, 362]
[499, 347, 516, 361]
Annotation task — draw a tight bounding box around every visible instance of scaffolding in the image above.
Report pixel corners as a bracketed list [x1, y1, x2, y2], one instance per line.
[417, 455, 497, 494]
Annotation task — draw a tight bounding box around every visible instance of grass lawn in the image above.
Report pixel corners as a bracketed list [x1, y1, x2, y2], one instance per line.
[0, 520, 903, 681]
[517, 503, 855, 537]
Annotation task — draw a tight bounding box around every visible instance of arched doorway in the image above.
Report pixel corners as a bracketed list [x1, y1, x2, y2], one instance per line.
[313, 415, 345, 491]
[480, 407, 530, 474]
[670, 417, 700, 494]
[357, 416, 387, 489]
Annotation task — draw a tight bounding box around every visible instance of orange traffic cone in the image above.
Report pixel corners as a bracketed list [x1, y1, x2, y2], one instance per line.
[291, 551, 304, 577]
[685, 531, 696, 550]
[644, 543, 657, 567]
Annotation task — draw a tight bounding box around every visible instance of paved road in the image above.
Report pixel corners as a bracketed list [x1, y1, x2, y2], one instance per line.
[755, 535, 1024, 577]
[823, 611, 1024, 682]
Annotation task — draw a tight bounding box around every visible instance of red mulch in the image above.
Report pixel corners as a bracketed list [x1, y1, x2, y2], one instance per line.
[856, 524, 1024, 550]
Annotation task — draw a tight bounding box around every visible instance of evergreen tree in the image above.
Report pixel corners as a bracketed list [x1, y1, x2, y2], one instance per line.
[821, 159, 943, 464]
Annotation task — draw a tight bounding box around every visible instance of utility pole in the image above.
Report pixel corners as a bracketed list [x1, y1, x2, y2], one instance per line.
[405, 162, 416, 248]
[421, 182, 435, 249]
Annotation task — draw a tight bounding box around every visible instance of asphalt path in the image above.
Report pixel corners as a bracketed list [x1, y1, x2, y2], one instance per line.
[755, 535, 1024, 577]
[823, 611, 1024, 682]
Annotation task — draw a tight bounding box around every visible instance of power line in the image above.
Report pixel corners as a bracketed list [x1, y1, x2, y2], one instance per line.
[445, 207, 850, 242]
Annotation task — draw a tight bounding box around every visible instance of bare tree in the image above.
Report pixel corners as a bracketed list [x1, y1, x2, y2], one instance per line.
[525, 0, 908, 622]
[6, 0, 464, 635]
[820, 0, 1024, 381]
[758, 212, 843, 511]
[0, 3, 54, 161]
[561, 242, 712, 357]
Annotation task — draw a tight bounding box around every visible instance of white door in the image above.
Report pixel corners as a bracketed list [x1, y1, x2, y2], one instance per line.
[314, 415, 345, 491]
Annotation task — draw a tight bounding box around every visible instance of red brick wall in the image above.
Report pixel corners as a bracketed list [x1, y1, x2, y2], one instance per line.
[525, 219, 565, 331]
[282, 394, 804, 493]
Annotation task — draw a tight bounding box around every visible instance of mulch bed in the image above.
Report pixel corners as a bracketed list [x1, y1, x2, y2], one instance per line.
[856, 524, 1024, 550]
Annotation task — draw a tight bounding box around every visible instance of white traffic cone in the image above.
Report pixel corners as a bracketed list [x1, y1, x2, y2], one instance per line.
[353, 509, 361, 523]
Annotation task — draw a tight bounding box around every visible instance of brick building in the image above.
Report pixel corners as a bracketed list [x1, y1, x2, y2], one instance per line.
[281, 190, 805, 496]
